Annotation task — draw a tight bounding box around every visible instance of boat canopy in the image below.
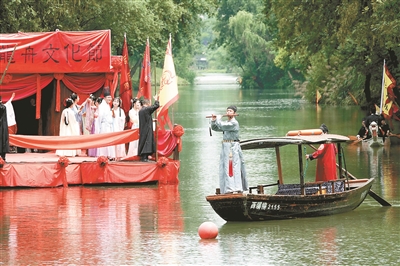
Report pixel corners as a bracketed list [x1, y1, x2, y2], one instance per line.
[240, 134, 350, 150]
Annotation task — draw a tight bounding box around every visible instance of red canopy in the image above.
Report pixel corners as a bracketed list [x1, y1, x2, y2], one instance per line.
[0, 30, 121, 118]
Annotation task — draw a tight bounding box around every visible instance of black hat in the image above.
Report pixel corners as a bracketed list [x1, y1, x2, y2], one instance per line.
[320, 124, 329, 133]
[103, 86, 111, 97]
[227, 105, 237, 113]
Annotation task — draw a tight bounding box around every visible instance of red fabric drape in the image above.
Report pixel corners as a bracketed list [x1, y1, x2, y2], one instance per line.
[0, 73, 108, 117]
[36, 74, 41, 119]
[9, 129, 138, 150]
[0, 74, 54, 101]
[0, 161, 180, 187]
[61, 74, 106, 94]
[157, 130, 178, 157]
[54, 73, 64, 112]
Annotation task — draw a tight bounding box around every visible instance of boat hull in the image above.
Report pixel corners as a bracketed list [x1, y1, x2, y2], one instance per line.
[206, 179, 374, 221]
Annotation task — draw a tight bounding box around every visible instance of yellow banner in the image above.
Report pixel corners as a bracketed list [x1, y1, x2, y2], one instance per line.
[157, 36, 179, 117]
[382, 68, 394, 115]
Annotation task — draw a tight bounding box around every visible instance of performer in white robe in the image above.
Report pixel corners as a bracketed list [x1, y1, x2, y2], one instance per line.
[112, 97, 126, 159]
[127, 98, 142, 157]
[97, 89, 115, 159]
[5, 93, 17, 153]
[87, 96, 100, 157]
[56, 98, 79, 157]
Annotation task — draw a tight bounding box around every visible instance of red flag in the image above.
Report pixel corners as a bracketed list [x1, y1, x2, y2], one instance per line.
[120, 34, 132, 114]
[157, 35, 179, 130]
[137, 39, 151, 100]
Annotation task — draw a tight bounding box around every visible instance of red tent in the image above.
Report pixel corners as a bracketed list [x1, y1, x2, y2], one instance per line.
[0, 30, 122, 137]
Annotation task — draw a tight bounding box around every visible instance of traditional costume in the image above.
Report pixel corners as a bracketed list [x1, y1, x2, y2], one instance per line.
[138, 100, 159, 161]
[0, 100, 9, 160]
[5, 98, 16, 134]
[86, 101, 98, 157]
[127, 107, 140, 156]
[211, 106, 248, 194]
[308, 124, 337, 182]
[113, 106, 126, 158]
[56, 106, 79, 157]
[97, 99, 115, 158]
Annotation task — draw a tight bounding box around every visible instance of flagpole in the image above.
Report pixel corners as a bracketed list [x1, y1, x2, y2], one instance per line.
[154, 61, 156, 94]
[379, 59, 385, 115]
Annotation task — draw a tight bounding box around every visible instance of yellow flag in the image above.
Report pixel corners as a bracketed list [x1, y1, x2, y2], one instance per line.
[157, 35, 179, 129]
[316, 90, 321, 104]
[382, 64, 396, 115]
[374, 104, 380, 114]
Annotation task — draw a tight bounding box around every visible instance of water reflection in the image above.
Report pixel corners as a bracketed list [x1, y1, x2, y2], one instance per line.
[1, 74, 399, 265]
[0, 185, 183, 265]
[346, 141, 400, 203]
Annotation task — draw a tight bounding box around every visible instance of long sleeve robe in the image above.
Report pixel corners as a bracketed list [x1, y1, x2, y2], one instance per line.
[127, 108, 140, 157]
[138, 101, 159, 157]
[56, 107, 79, 157]
[211, 117, 248, 194]
[310, 143, 337, 182]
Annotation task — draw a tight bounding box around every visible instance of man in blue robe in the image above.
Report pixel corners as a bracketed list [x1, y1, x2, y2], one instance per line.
[211, 105, 248, 194]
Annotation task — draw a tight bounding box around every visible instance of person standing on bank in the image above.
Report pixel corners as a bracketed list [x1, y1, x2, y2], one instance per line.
[138, 96, 159, 162]
[211, 106, 248, 194]
[306, 124, 338, 182]
[0, 96, 10, 161]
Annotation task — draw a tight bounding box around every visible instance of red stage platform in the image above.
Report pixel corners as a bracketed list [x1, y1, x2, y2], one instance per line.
[0, 152, 180, 188]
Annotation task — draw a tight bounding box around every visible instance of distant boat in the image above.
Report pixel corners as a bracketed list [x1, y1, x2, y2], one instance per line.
[206, 132, 379, 222]
[350, 121, 400, 147]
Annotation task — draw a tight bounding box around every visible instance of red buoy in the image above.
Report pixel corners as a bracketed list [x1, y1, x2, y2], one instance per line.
[198, 222, 218, 239]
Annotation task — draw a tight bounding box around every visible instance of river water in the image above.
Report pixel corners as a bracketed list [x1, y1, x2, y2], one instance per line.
[0, 73, 399, 265]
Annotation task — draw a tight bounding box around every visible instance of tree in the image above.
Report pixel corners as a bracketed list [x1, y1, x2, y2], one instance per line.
[212, 0, 287, 89]
[265, 0, 400, 105]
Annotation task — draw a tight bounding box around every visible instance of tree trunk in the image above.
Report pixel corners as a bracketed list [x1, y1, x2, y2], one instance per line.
[364, 73, 371, 103]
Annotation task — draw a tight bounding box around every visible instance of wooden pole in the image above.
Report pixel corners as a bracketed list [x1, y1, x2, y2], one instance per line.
[0, 44, 17, 86]
[298, 144, 305, 195]
[275, 146, 283, 184]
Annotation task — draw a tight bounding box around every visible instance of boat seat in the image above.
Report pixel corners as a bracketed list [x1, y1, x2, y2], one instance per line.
[275, 180, 345, 195]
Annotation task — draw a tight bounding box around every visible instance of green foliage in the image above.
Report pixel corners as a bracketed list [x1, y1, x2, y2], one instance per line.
[266, 0, 400, 105]
[212, 0, 288, 89]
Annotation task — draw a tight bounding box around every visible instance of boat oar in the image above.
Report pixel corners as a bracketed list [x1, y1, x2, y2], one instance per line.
[347, 135, 358, 141]
[389, 133, 400, 139]
[308, 144, 392, 207]
[347, 135, 364, 145]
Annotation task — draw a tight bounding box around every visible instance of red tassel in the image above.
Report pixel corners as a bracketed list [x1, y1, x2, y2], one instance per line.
[229, 159, 233, 177]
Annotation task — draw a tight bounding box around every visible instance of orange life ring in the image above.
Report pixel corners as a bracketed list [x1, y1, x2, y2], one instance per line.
[286, 129, 323, 136]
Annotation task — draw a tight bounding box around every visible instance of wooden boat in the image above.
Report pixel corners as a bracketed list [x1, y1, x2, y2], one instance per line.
[349, 120, 400, 147]
[206, 133, 375, 221]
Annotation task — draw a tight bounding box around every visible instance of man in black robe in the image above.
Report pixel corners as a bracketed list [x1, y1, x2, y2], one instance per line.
[138, 98, 159, 162]
[0, 96, 10, 161]
[365, 106, 381, 130]
[378, 117, 390, 143]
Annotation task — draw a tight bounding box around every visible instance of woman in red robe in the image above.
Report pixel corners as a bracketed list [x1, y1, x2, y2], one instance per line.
[306, 124, 338, 182]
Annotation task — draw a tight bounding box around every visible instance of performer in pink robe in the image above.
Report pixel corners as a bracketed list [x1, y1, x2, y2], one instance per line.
[306, 124, 338, 182]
